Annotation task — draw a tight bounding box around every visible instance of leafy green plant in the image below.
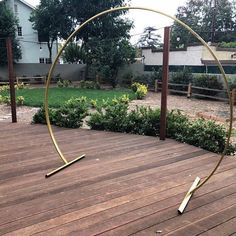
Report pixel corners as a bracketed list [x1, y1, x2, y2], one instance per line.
[90, 99, 98, 108]
[16, 96, 25, 106]
[135, 84, 148, 100]
[57, 79, 72, 88]
[32, 107, 57, 124]
[0, 85, 10, 93]
[170, 69, 193, 91]
[80, 80, 100, 89]
[218, 42, 236, 48]
[133, 74, 154, 88]
[88, 100, 236, 155]
[192, 74, 223, 96]
[227, 77, 236, 90]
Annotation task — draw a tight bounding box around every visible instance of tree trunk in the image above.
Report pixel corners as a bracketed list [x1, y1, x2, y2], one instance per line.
[47, 41, 53, 63]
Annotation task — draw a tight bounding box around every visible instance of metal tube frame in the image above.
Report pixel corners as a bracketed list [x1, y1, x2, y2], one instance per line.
[45, 6, 233, 214]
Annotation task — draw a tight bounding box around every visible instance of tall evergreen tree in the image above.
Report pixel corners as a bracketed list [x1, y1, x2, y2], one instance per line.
[171, 0, 236, 48]
[0, 1, 21, 65]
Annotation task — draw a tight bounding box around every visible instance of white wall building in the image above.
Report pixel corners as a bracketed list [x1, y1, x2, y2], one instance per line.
[4, 0, 57, 64]
[142, 45, 236, 74]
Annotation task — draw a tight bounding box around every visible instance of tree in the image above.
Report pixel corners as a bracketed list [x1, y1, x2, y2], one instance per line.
[62, 0, 134, 87]
[171, 0, 236, 48]
[62, 42, 85, 64]
[137, 27, 162, 48]
[0, 1, 21, 65]
[29, 0, 72, 63]
[85, 38, 136, 87]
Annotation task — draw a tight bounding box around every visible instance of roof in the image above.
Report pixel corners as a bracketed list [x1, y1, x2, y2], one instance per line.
[16, 0, 35, 9]
[201, 59, 236, 65]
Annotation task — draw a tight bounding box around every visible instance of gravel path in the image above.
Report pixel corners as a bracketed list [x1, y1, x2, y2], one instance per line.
[0, 92, 234, 127]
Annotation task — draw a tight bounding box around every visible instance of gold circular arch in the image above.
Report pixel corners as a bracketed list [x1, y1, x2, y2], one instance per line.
[45, 6, 233, 199]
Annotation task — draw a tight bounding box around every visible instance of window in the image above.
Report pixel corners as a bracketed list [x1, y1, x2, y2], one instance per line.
[17, 27, 22, 36]
[46, 58, 52, 64]
[39, 58, 45, 64]
[14, 4, 18, 13]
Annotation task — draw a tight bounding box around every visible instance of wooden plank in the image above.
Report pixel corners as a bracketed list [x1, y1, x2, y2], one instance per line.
[0, 123, 235, 235]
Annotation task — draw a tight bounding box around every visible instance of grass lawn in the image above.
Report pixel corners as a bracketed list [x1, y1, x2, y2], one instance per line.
[13, 87, 136, 108]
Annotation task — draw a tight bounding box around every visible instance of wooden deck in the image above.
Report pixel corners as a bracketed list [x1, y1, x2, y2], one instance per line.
[0, 123, 236, 235]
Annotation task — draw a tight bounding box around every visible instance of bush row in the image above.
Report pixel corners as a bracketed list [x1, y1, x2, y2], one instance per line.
[88, 99, 236, 155]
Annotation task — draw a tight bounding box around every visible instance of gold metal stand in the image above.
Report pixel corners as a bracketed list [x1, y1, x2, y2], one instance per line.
[45, 6, 233, 213]
[46, 154, 85, 178]
[178, 177, 201, 214]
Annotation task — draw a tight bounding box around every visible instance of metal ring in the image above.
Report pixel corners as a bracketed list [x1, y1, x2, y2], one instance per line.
[45, 6, 233, 192]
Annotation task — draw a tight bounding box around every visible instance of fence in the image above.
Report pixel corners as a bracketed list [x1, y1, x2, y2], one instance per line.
[155, 80, 236, 104]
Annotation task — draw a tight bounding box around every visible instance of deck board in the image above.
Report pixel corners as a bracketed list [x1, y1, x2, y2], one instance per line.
[0, 123, 235, 235]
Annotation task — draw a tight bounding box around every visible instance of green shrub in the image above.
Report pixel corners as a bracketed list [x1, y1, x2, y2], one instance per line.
[131, 82, 139, 92]
[33, 97, 89, 128]
[131, 82, 148, 99]
[32, 107, 57, 124]
[88, 96, 129, 132]
[80, 80, 100, 89]
[124, 106, 161, 136]
[170, 69, 193, 85]
[0, 85, 10, 93]
[16, 96, 25, 106]
[88, 100, 236, 155]
[227, 77, 236, 90]
[133, 74, 154, 88]
[120, 71, 133, 86]
[57, 79, 72, 88]
[2, 95, 10, 105]
[192, 74, 223, 96]
[218, 42, 236, 48]
[166, 110, 190, 141]
[136, 84, 148, 100]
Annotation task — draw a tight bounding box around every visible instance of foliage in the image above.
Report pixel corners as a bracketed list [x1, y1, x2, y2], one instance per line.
[0, 85, 10, 93]
[120, 70, 133, 86]
[131, 82, 140, 92]
[133, 73, 155, 88]
[85, 39, 136, 87]
[218, 41, 236, 48]
[0, 2, 21, 64]
[135, 84, 148, 100]
[131, 82, 148, 99]
[227, 77, 236, 90]
[57, 79, 72, 88]
[61, 0, 132, 43]
[29, 0, 71, 62]
[137, 26, 162, 48]
[80, 80, 100, 89]
[171, 0, 236, 48]
[192, 74, 223, 95]
[88, 100, 236, 154]
[87, 95, 129, 132]
[62, 42, 85, 64]
[170, 69, 193, 85]
[15, 82, 29, 90]
[33, 97, 89, 128]
[32, 107, 57, 124]
[16, 96, 24, 106]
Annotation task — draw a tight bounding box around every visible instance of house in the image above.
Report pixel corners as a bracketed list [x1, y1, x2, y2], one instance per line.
[4, 0, 57, 64]
[142, 45, 236, 75]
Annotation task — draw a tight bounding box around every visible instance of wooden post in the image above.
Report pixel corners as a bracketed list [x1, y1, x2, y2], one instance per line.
[232, 89, 236, 105]
[154, 80, 158, 92]
[6, 37, 17, 123]
[187, 83, 192, 98]
[160, 27, 171, 140]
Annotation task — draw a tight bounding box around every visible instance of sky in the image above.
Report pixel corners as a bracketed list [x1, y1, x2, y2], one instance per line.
[26, 0, 187, 44]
